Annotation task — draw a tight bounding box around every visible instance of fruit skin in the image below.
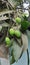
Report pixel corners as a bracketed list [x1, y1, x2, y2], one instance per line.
[21, 21, 29, 31]
[5, 37, 10, 46]
[15, 17, 21, 24]
[9, 28, 15, 36]
[15, 30, 21, 38]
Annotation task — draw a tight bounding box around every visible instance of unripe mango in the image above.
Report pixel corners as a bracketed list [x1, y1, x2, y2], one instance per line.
[9, 28, 15, 36]
[15, 17, 21, 24]
[5, 37, 11, 46]
[15, 30, 21, 38]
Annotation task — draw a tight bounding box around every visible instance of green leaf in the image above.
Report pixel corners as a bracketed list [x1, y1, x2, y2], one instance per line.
[10, 55, 15, 64]
[21, 34, 28, 51]
[21, 21, 29, 31]
[13, 41, 23, 61]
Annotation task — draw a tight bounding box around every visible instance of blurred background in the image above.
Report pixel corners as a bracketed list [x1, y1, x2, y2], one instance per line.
[0, 0, 30, 65]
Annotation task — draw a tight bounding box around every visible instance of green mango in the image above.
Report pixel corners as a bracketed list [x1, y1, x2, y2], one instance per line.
[9, 28, 15, 36]
[15, 17, 21, 24]
[15, 30, 21, 38]
[5, 37, 11, 47]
